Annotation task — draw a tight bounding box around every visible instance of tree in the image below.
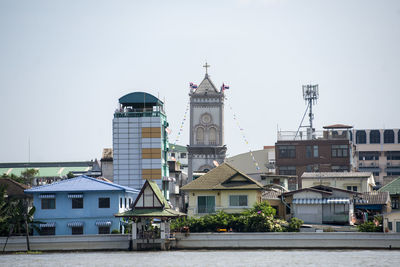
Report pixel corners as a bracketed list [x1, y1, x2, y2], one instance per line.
[20, 169, 39, 186]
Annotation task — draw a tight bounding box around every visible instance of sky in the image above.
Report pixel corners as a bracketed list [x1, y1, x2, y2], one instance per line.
[0, 0, 399, 162]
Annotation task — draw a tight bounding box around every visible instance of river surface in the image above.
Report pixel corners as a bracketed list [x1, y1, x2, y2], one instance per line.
[1, 250, 400, 267]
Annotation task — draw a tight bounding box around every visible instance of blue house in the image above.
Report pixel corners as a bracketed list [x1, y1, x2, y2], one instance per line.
[24, 175, 139, 235]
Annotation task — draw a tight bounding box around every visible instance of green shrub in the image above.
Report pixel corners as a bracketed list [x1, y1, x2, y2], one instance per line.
[357, 221, 382, 232]
[287, 217, 303, 232]
[111, 229, 120, 234]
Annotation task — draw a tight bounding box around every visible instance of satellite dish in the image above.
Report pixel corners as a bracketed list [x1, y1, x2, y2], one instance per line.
[213, 160, 219, 167]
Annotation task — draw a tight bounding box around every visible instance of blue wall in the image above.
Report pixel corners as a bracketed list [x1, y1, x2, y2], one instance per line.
[31, 190, 137, 235]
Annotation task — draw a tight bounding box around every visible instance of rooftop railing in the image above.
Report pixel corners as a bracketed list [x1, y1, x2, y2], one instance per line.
[114, 111, 165, 118]
[277, 130, 351, 141]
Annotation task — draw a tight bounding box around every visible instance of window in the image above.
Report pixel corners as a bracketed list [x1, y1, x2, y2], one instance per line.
[359, 151, 380, 160]
[98, 226, 110, 234]
[331, 145, 348, 158]
[99, 198, 110, 208]
[209, 127, 217, 145]
[229, 195, 248, 207]
[392, 198, 399, 209]
[41, 199, 55, 209]
[306, 146, 312, 158]
[120, 198, 122, 208]
[129, 198, 132, 207]
[171, 153, 175, 157]
[388, 222, 393, 231]
[181, 153, 186, 158]
[386, 151, 400, 160]
[196, 127, 204, 144]
[124, 198, 127, 208]
[356, 131, 366, 144]
[278, 145, 296, 158]
[197, 196, 215, 213]
[72, 198, 83, 209]
[384, 130, 395, 144]
[332, 165, 349, 172]
[40, 227, 55, 236]
[278, 166, 296, 175]
[72, 226, 83, 235]
[313, 146, 319, 158]
[346, 186, 357, 192]
[370, 130, 380, 144]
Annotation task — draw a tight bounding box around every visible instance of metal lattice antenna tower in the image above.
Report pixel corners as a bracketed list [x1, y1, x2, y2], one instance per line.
[294, 84, 319, 140]
[303, 84, 319, 131]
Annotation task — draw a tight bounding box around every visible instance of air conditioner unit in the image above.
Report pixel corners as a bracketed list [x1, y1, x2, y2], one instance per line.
[370, 162, 375, 167]
[387, 162, 391, 166]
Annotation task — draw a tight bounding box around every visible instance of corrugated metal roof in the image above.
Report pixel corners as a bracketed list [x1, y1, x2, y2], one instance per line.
[379, 177, 400, 195]
[0, 166, 91, 178]
[24, 175, 139, 193]
[302, 172, 372, 178]
[359, 191, 390, 205]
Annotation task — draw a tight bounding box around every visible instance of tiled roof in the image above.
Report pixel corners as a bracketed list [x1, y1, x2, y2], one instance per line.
[181, 163, 264, 191]
[24, 175, 139, 193]
[0, 178, 31, 197]
[302, 172, 372, 178]
[379, 177, 400, 195]
[359, 191, 390, 205]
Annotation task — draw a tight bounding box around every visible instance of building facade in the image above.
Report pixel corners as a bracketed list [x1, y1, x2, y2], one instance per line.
[187, 71, 227, 180]
[24, 176, 139, 236]
[351, 128, 400, 186]
[113, 92, 169, 196]
[275, 125, 353, 190]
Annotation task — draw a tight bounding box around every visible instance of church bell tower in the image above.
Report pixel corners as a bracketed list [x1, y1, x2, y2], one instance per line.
[188, 63, 227, 180]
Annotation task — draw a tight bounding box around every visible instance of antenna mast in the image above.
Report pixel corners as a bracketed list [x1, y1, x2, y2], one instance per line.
[294, 84, 319, 140]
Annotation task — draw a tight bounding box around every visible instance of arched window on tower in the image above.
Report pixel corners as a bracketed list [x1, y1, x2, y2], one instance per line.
[370, 130, 381, 144]
[384, 130, 394, 144]
[209, 127, 217, 145]
[196, 127, 204, 144]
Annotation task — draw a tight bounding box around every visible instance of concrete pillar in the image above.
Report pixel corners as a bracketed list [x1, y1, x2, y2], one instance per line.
[161, 222, 165, 239]
[132, 222, 137, 240]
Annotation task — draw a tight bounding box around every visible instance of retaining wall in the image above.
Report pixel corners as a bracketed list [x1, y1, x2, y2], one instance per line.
[173, 232, 400, 249]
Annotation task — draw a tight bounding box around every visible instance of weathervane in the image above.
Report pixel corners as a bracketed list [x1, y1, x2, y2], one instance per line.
[203, 62, 210, 75]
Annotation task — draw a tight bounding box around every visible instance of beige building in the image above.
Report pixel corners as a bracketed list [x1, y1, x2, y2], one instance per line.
[301, 172, 375, 192]
[352, 128, 400, 186]
[181, 163, 264, 217]
[383, 211, 400, 233]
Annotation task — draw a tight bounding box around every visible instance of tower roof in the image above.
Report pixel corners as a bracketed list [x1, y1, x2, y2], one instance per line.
[192, 74, 220, 96]
[119, 92, 163, 106]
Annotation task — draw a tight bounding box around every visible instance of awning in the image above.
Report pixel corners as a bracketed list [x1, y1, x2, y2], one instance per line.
[68, 194, 83, 199]
[39, 194, 55, 199]
[327, 198, 350, 204]
[293, 198, 326, 204]
[67, 221, 84, 227]
[293, 198, 350, 204]
[40, 222, 55, 228]
[95, 220, 112, 227]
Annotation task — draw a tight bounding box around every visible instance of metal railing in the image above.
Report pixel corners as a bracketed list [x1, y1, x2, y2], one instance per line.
[277, 130, 350, 141]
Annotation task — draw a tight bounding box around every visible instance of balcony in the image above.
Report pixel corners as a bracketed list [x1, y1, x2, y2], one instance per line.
[114, 110, 165, 118]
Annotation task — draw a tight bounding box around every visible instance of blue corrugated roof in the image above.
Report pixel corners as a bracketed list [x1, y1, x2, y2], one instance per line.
[24, 175, 139, 194]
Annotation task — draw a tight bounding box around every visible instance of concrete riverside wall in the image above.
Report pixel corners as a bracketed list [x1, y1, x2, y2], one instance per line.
[174, 232, 400, 249]
[0, 234, 130, 252]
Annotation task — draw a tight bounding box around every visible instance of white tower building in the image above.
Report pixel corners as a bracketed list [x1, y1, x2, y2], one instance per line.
[113, 92, 170, 197]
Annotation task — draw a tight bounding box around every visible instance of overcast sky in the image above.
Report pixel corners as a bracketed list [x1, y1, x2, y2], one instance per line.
[1, 0, 399, 162]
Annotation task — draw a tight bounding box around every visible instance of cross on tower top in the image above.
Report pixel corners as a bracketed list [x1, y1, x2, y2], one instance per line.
[203, 62, 210, 75]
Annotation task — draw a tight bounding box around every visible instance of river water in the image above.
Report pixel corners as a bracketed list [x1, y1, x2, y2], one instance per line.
[1, 250, 400, 267]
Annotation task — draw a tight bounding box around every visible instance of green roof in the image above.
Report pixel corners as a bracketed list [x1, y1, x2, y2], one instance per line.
[0, 167, 90, 178]
[119, 92, 163, 105]
[181, 163, 264, 191]
[148, 179, 170, 208]
[378, 177, 400, 195]
[169, 143, 187, 153]
[115, 208, 185, 218]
